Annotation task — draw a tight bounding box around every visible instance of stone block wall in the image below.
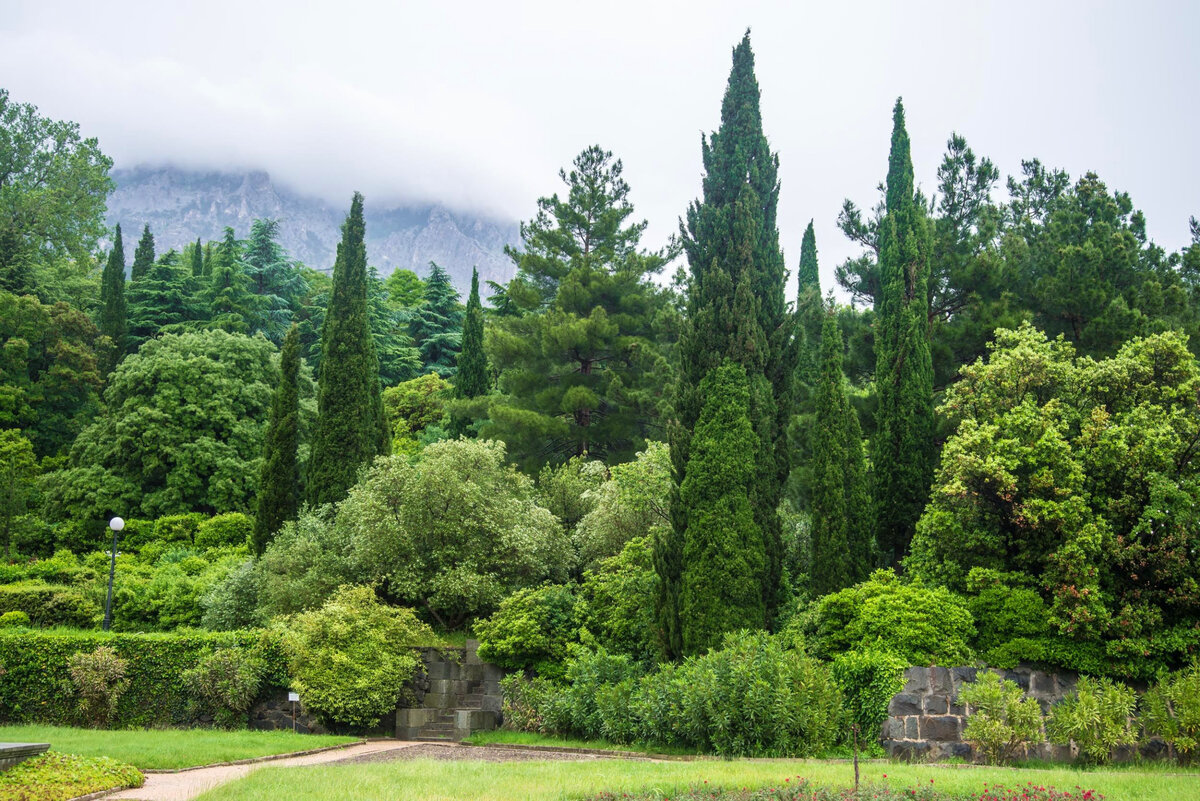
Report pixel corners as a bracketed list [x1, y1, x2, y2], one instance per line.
[883, 664, 1079, 761]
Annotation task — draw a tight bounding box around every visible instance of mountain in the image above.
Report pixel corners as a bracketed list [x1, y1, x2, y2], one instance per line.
[106, 166, 519, 292]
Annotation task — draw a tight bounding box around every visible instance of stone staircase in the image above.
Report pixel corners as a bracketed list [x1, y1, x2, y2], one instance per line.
[395, 639, 503, 742]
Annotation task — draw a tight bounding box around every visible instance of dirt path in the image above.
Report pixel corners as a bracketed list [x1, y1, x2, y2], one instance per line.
[104, 741, 641, 801]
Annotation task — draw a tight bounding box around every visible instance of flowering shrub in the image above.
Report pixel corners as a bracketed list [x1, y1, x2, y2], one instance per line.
[584, 777, 1103, 800]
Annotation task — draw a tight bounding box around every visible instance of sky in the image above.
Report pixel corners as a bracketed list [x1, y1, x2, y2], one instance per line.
[2, 0, 1197, 295]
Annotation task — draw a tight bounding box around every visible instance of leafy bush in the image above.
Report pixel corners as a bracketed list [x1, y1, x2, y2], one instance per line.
[957, 671, 1045, 765]
[0, 628, 288, 727]
[579, 535, 660, 664]
[554, 646, 642, 739]
[0, 611, 28, 627]
[256, 505, 359, 618]
[67, 645, 130, 727]
[0, 582, 97, 627]
[814, 569, 975, 666]
[1046, 676, 1137, 764]
[153, 513, 205, 547]
[201, 558, 262, 630]
[499, 672, 559, 733]
[830, 646, 907, 744]
[1141, 661, 1200, 762]
[476, 584, 580, 678]
[281, 585, 436, 730]
[0, 752, 142, 801]
[195, 512, 254, 549]
[182, 648, 265, 729]
[964, 569, 1053, 668]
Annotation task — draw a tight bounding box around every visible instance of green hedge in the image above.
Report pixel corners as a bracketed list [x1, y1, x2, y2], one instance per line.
[0, 583, 98, 627]
[0, 629, 288, 728]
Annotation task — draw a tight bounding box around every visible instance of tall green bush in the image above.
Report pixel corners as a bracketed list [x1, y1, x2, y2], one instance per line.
[67, 646, 129, 728]
[1046, 676, 1137, 764]
[830, 646, 907, 746]
[195, 513, 253, 549]
[181, 648, 264, 729]
[1141, 662, 1200, 763]
[475, 584, 580, 679]
[957, 672, 1045, 765]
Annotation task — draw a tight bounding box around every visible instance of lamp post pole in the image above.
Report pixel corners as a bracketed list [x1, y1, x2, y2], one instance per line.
[102, 517, 124, 632]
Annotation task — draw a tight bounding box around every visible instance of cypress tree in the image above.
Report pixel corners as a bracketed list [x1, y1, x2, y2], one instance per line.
[795, 222, 822, 391]
[254, 324, 301, 554]
[455, 267, 488, 399]
[307, 192, 389, 506]
[131, 224, 155, 280]
[658, 31, 793, 656]
[98, 224, 127, 375]
[678, 360, 764, 655]
[190, 238, 204, 277]
[872, 99, 934, 564]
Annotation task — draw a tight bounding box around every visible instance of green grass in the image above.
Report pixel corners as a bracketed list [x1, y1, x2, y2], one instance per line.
[0, 725, 358, 770]
[191, 757, 1199, 801]
[0, 752, 142, 801]
[464, 729, 699, 756]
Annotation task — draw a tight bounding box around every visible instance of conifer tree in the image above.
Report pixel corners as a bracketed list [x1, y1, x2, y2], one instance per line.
[409, 262, 462, 377]
[254, 324, 301, 553]
[872, 99, 934, 564]
[307, 193, 389, 506]
[126, 250, 195, 350]
[795, 222, 823, 391]
[203, 228, 257, 333]
[658, 32, 793, 656]
[131, 224, 155, 280]
[244, 218, 308, 343]
[455, 267, 488, 399]
[98, 224, 127, 375]
[201, 242, 215, 278]
[190, 238, 204, 277]
[678, 360, 764, 654]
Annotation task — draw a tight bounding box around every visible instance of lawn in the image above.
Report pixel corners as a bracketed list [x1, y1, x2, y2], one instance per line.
[191, 757, 1199, 801]
[463, 728, 699, 756]
[0, 725, 359, 770]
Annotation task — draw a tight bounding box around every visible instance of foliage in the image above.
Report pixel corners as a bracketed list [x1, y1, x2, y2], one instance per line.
[255, 325, 302, 554]
[338, 438, 568, 627]
[575, 441, 671, 573]
[307, 192, 389, 506]
[0, 752, 142, 801]
[195, 512, 253, 549]
[454, 267, 489, 404]
[677, 362, 765, 655]
[126, 250, 200, 348]
[0, 88, 113, 296]
[957, 672, 1046, 765]
[1140, 661, 1200, 762]
[1046, 676, 1137, 764]
[664, 34, 793, 659]
[381, 372, 450, 451]
[384, 268, 425, 309]
[830, 646, 907, 745]
[408, 262, 462, 377]
[0, 291, 103, 458]
[67, 645, 130, 727]
[280, 585, 434, 729]
[255, 505, 359, 618]
[536, 456, 606, 573]
[201, 558, 262, 631]
[0, 581, 97, 627]
[0, 611, 28, 627]
[476, 584, 580, 678]
[579, 535, 660, 664]
[98, 223, 127, 376]
[485, 145, 673, 470]
[813, 569, 975, 666]
[43, 330, 284, 529]
[909, 324, 1200, 676]
[181, 647, 265, 729]
[963, 569, 1054, 668]
[0, 429, 36, 557]
[242, 218, 309, 343]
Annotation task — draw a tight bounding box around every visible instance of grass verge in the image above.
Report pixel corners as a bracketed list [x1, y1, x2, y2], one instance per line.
[0, 725, 358, 770]
[190, 757, 1195, 801]
[463, 729, 699, 756]
[0, 752, 142, 801]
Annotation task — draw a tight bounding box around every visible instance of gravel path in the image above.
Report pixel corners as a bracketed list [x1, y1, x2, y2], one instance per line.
[103, 741, 643, 800]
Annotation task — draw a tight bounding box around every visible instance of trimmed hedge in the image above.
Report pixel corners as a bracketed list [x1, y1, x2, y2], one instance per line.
[0, 629, 288, 728]
[0, 582, 98, 627]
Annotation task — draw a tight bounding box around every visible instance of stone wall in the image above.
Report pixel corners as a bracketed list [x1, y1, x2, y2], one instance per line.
[883, 664, 1078, 761]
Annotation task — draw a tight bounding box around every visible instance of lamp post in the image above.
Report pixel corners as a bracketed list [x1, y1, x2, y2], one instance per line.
[102, 516, 124, 632]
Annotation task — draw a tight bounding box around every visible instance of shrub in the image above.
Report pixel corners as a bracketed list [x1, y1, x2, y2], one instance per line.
[153, 513, 206, 547]
[201, 558, 262, 630]
[579, 535, 660, 664]
[499, 673, 558, 733]
[555, 646, 642, 739]
[67, 645, 130, 727]
[814, 569, 975, 666]
[0, 582, 97, 627]
[182, 648, 264, 729]
[117, 518, 157, 550]
[0, 752, 143, 801]
[281, 585, 437, 730]
[0, 629, 288, 727]
[0, 611, 28, 627]
[475, 584, 580, 678]
[195, 513, 254, 549]
[1046, 676, 1137, 764]
[957, 671, 1045, 765]
[964, 568, 1053, 668]
[1141, 661, 1200, 762]
[830, 646, 907, 745]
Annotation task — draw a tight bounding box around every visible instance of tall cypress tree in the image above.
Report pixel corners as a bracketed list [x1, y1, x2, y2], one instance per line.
[190, 238, 204, 277]
[98, 224, 127, 376]
[872, 99, 934, 564]
[131, 224, 155, 280]
[455, 267, 488, 399]
[657, 31, 793, 656]
[254, 324, 301, 553]
[307, 193, 389, 506]
[678, 360, 764, 655]
[795, 222, 822, 391]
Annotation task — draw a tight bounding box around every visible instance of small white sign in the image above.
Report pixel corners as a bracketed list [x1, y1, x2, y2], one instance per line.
[288, 691, 300, 702]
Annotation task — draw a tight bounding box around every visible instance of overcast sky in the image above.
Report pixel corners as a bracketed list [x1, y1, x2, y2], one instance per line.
[2, 0, 1197, 294]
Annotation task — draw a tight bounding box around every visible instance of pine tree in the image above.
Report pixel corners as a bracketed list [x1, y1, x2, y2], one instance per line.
[658, 32, 793, 656]
[98, 224, 127, 375]
[243, 218, 308, 343]
[455, 267, 488, 399]
[678, 361, 764, 655]
[131, 224, 155, 280]
[367, 265, 421, 385]
[126, 250, 195, 350]
[190, 238, 204, 277]
[872, 99, 934, 565]
[254, 324, 301, 553]
[409, 262, 462, 377]
[307, 193, 389, 506]
[203, 228, 257, 333]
